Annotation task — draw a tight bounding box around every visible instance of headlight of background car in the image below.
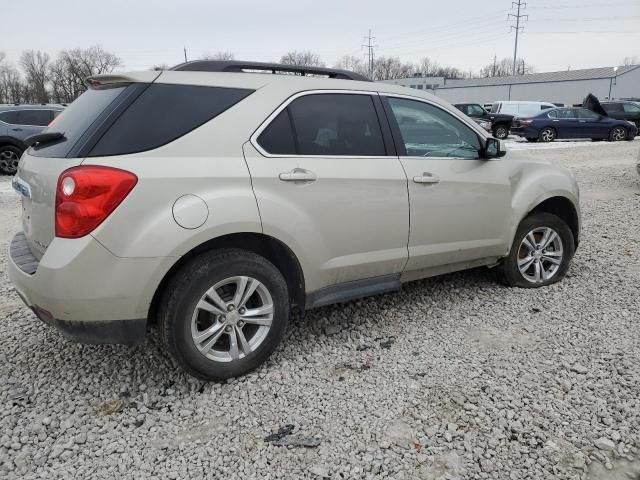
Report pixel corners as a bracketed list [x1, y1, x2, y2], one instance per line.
[478, 120, 491, 131]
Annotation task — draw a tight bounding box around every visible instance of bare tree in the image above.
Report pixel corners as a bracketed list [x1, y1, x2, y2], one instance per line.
[333, 55, 368, 76]
[370, 56, 415, 81]
[49, 46, 122, 103]
[20, 50, 51, 103]
[280, 51, 325, 67]
[479, 57, 534, 77]
[201, 51, 235, 61]
[0, 53, 26, 104]
[623, 56, 638, 66]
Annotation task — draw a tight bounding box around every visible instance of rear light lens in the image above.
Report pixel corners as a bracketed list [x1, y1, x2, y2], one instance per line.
[55, 166, 137, 238]
[519, 119, 533, 125]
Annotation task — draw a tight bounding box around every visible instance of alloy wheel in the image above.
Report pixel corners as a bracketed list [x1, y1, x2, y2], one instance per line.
[191, 276, 273, 362]
[611, 127, 626, 141]
[494, 126, 508, 139]
[517, 227, 564, 284]
[0, 149, 19, 174]
[540, 128, 555, 142]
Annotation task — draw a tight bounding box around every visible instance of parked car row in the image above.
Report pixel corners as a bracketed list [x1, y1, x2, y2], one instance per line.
[0, 104, 65, 174]
[455, 95, 639, 143]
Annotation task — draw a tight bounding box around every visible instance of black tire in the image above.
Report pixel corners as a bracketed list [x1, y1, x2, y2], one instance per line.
[608, 126, 627, 142]
[497, 212, 575, 288]
[492, 124, 509, 140]
[538, 127, 556, 143]
[0, 145, 23, 175]
[526, 137, 538, 143]
[158, 249, 289, 380]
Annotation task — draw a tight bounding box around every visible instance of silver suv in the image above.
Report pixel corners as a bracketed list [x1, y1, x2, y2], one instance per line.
[9, 61, 580, 380]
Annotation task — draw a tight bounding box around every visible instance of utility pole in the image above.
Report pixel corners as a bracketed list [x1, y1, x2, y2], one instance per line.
[492, 55, 497, 77]
[183, 47, 188, 62]
[362, 30, 377, 79]
[508, 0, 528, 76]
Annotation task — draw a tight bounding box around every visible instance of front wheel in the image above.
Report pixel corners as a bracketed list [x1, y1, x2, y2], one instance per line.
[159, 249, 289, 380]
[497, 212, 575, 288]
[493, 125, 509, 140]
[609, 126, 627, 142]
[539, 127, 556, 142]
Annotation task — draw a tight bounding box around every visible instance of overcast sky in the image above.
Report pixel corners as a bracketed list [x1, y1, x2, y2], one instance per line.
[4, 0, 640, 75]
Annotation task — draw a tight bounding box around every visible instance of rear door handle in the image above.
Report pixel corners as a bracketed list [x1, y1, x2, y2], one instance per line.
[278, 168, 317, 182]
[11, 128, 23, 131]
[579, 120, 586, 123]
[413, 173, 440, 184]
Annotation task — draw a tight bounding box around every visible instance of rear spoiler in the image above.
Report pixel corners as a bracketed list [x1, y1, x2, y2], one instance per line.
[85, 71, 161, 88]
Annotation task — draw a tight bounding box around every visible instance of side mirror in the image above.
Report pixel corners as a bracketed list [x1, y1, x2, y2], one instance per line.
[484, 137, 506, 159]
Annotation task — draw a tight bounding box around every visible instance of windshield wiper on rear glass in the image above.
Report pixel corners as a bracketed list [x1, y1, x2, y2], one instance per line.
[24, 131, 66, 147]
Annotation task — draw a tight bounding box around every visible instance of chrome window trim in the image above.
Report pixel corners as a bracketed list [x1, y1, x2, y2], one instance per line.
[249, 89, 391, 159]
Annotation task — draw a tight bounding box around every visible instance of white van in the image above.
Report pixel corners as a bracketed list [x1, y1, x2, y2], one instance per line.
[491, 101, 556, 117]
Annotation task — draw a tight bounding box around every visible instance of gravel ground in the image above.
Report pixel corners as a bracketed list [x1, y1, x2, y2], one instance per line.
[1, 141, 640, 479]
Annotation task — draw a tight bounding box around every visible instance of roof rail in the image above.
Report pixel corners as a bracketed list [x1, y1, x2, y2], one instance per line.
[170, 60, 371, 82]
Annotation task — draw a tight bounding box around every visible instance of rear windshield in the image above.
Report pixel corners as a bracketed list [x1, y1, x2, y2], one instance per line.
[31, 83, 253, 158]
[31, 85, 127, 158]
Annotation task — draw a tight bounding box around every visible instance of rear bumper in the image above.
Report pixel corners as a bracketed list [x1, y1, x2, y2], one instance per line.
[9, 231, 175, 345]
[510, 125, 538, 138]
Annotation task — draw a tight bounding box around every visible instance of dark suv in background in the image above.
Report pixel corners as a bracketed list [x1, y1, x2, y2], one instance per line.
[454, 103, 513, 139]
[0, 104, 65, 174]
[601, 101, 640, 129]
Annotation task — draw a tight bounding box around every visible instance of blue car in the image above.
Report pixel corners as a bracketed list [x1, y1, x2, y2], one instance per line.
[511, 107, 638, 143]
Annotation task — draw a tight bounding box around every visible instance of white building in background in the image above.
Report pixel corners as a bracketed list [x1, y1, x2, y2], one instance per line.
[378, 65, 640, 106]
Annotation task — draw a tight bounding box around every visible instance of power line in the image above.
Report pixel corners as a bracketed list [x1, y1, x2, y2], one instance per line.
[508, 0, 528, 76]
[361, 30, 377, 78]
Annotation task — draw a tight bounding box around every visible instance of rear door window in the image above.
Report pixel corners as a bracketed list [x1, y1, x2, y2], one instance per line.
[286, 93, 385, 156]
[17, 110, 51, 126]
[89, 84, 253, 157]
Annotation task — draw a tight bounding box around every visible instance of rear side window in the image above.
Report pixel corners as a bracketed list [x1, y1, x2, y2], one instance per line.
[89, 84, 253, 157]
[257, 109, 296, 155]
[603, 103, 623, 113]
[288, 94, 385, 156]
[17, 110, 52, 126]
[31, 85, 128, 158]
[0, 111, 19, 124]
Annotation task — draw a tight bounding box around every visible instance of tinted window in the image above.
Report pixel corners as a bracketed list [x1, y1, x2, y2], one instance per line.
[388, 97, 480, 159]
[547, 110, 558, 119]
[257, 109, 296, 155]
[287, 94, 385, 156]
[31, 85, 128, 158]
[603, 103, 623, 112]
[90, 84, 253, 157]
[577, 109, 599, 119]
[0, 111, 19, 124]
[623, 103, 640, 113]
[17, 110, 52, 126]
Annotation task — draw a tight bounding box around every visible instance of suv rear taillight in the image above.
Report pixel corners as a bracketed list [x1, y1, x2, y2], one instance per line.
[55, 166, 137, 238]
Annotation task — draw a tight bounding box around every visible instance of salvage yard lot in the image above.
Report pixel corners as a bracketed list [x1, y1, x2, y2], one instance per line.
[1, 141, 639, 479]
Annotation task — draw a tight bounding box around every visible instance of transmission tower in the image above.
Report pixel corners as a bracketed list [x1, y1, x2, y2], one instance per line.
[508, 0, 528, 76]
[362, 30, 377, 79]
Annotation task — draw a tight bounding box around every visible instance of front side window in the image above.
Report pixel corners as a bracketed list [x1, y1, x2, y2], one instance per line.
[286, 93, 386, 156]
[623, 103, 640, 113]
[468, 105, 485, 116]
[387, 97, 480, 159]
[577, 109, 599, 120]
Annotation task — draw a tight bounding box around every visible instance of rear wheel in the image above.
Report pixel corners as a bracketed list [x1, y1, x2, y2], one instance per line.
[497, 212, 574, 288]
[0, 145, 22, 175]
[609, 126, 627, 142]
[159, 249, 289, 380]
[539, 127, 556, 142]
[493, 124, 509, 140]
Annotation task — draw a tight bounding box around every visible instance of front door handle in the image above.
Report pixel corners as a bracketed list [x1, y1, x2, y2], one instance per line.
[413, 173, 440, 184]
[11, 128, 23, 132]
[579, 120, 586, 123]
[278, 168, 317, 182]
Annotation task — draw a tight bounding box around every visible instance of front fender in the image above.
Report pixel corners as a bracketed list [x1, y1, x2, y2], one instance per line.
[509, 163, 580, 247]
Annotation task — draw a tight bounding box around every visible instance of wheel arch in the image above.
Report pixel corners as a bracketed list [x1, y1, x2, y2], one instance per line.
[148, 232, 306, 324]
[0, 136, 26, 151]
[528, 196, 580, 248]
